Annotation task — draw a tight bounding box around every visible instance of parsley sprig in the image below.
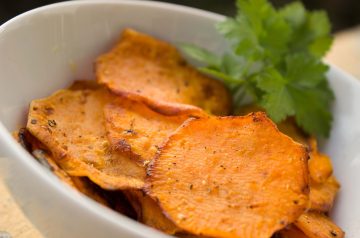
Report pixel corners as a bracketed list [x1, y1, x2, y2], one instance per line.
[182, 0, 334, 137]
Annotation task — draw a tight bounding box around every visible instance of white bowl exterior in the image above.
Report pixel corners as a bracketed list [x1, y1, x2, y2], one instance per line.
[324, 66, 360, 237]
[0, 0, 358, 237]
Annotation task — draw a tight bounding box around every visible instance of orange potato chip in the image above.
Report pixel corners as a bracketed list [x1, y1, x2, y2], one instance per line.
[14, 129, 117, 206]
[147, 112, 309, 238]
[309, 176, 340, 212]
[13, 128, 75, 187]
[96, 28, 231, 116]
[308, 138, 333, 183]
[104, 100, 191, 165]
[295, 212, 344, 238]
[26, 88, 145, 190]
[236, 104, 308, 145]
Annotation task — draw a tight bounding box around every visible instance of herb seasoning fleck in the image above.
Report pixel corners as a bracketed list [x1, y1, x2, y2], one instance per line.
[48, 119, 57, 127]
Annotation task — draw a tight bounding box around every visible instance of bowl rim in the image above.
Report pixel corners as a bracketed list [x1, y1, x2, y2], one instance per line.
[0, 0, 359, 237]
[0, 0, 226, 237]
[0, 0, 226, 32]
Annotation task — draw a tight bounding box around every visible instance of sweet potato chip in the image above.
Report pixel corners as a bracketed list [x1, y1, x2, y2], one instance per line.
[236, 104, 308, 145]
[14, 128, 76, 187]
[15, 129, 118, 207]
[26, 88, 145, 190]
[147, 112, 309, 238]
[295, 212, 344, 238]
[308, 138, 333, 183]
[96, 28, 231, 116]
[309, 176, 340, 212]
[13, 128, 32, 151]
[104, 101, 191, 165]
[124, 190, 180, 235]
[32, 149, 77, 187]
[33, 148, 113, 207]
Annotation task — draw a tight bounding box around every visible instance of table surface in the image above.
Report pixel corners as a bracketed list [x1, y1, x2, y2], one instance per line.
[1, 27, 360, 238]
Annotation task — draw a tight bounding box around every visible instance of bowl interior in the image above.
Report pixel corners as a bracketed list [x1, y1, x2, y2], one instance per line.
[0, 1, 359, 237]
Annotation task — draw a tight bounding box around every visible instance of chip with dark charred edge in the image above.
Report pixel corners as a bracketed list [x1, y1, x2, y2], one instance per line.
[32, 149, 77, 188]
[68, 80, 101, 91]
[13, 128, 76, 187]
[236, 104, 308, 145]
[278, 225, 308, 238]
[295, 212, 344, 238]
[104, 101, 191, 165]
[15, 128, 129, 208]
[124, 190, 181, 235]
[13, 128, 32, 151]
[26, 88, 145, 190]
[309, 176, 340, 213]
[96, 28, 231, 117]
[147, 112, 309, 238]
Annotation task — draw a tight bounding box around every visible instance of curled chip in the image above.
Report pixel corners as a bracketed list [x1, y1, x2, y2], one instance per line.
[14, 128, 77, 188]
[32, 149, 77, 188]
[309, 176, 340, 212]
[14, 128, 114, 207]
[278, 225, 308, 238]
[104, 100, 191, 165]
[96, 28, 231, 116]
[308, 138, 333, 183]
[147, 112, 309, 238]
[295, 212, 345, 238]
[26, 88, 145, 190]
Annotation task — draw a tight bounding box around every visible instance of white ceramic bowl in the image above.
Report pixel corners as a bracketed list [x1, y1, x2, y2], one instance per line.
[0, 1, 359, 237]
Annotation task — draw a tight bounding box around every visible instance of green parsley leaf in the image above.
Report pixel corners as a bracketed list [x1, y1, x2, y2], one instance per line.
[180, 43, 221, 68]
[290, 86, 333, 137]
[280, 2, 306, 28]
[182, 0, 334, 137]
[254, 68, 295, 122]
[285, 53, 329, 88]
[280, 3, 333, 57]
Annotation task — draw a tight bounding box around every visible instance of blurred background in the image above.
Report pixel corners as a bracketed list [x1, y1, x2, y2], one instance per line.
[0, 0, 360, 32]
[0, 0, 359, 77]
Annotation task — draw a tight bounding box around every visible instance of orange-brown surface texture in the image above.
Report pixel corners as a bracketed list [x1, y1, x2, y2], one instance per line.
[295, 212, 344, 238]
[26, 88, 145, 190]
[104, 101, 190, 165]
[308, 138, 333, 184]
[96, 28, 231, 116]
[147, 112, 309, 238]
[309, 176, 340, 212]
